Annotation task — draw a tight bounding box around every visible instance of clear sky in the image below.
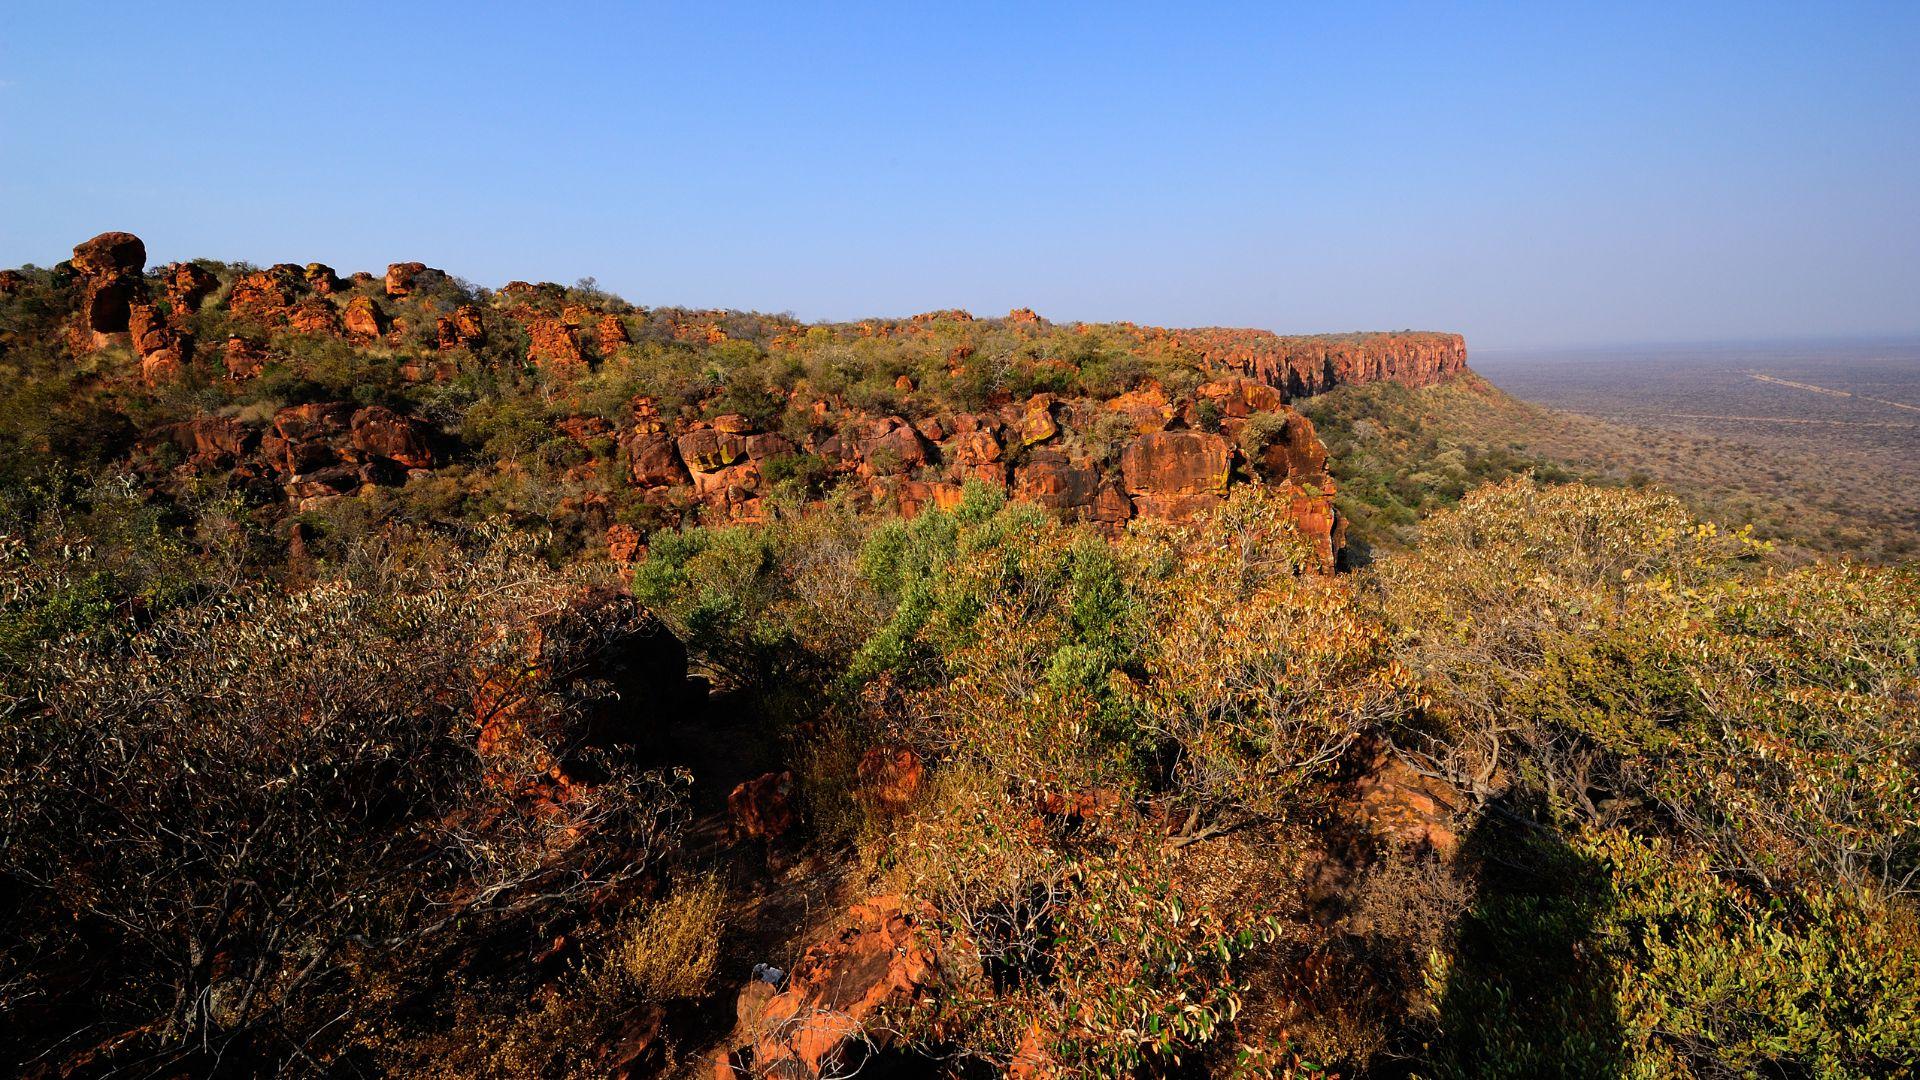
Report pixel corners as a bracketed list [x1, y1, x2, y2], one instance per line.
[3, 2, 1916, 349]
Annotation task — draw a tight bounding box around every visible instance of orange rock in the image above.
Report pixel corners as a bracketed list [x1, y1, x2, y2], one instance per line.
[856, 416, 927, 476]
[350, 406, 436, 469]
[625, 432, 689, 487]
[1013, 394, 1058, 446]
[855, 747, 924, 813]
[1107, 385, 1173, 434]
[1014, 454, 1100, 513]
[716, 895, 938, 1078]
[303, 262, 342, 293]
[128, 303, 177, 358]
[288, 297, 344, 336]
[384, 261, 428, 297]
[727, 771, 795, 841]
[70, 231, 145, 279]
[1253, 407, 1330, 481]
[1198, 374, 1286, 418]
[70, 231, 147, 347]
[1007, 306, 1041, 324]
[606, 523, 642, 563]
[343, 295, 387, 342]
[1121, 430, 1231, 499]
[596, 312, 629, 355]
[527, 315, 587, 372]
[223, 337, 267, 379]
[164, 262, 218, 312]
[227, 269, 298, 322]
[678, 427, 748, 472]
[1344, 741, 1460, 857]
[140, 349, 184, 386]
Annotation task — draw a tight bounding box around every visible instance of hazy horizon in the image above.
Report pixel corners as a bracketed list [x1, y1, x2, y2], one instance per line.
[4, 3, 1916, 350]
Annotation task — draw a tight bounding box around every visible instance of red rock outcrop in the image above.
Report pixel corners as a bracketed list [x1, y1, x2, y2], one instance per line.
[164, 262, 218, 312]
[343, 295, 387, 342]
[303, 263, 342, 294]
[727, 771, 796, 841]
[527, 315, 587, 372]
[596, 313, 629, 354]
[715, 896, 939, 1079]
[384, 261, 429, 297]
[1121, 430, 1231, 521]
[349, 406, 436, 469]
[223, 337, 267, 379]
[288, 297, 344, 336]
[625, 432, 690, 488]
[70, 231, 147, 348]
[1137, 328, 1465, 397]
[227, 269, 299, 322]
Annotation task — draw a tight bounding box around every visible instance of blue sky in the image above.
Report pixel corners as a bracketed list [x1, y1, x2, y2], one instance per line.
[3, 2, 1916, 348]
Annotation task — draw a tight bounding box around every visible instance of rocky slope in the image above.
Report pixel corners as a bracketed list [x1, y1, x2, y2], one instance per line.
[10, 232, 1470, 573]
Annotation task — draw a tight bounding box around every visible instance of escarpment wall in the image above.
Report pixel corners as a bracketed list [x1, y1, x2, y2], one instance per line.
[1132, 328, 1468, 397]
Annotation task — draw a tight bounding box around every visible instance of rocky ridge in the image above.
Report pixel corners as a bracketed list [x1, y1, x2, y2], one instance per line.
[31, 232, 1472, 572]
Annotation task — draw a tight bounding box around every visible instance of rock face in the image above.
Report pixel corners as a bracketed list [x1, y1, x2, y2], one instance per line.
[715, 895, 939, 1078]
[1136, 328, 1466, 395]
[1122, 431, 1231, 500]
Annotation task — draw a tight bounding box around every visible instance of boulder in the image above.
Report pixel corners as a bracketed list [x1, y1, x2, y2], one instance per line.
[139, 348, 184, 387]
[626, 432, 690, 487]
[597, 313, 629, 354]
[343, 295, 387, 341]
[350, 406, 435, 469]
[164, 262, 218, 312]
[288, 297, 344, 336]
[227, 270, 298, 321]
[70, 231, 145, 279]
[678, 427, 748, 472]
[0, 269, 23, 294]
[384, 261, 428, 297]
[1254, 408, 1329, 481]
[894, 479, 964, 517]
[744, 432, 796, 461]
[1198, 375, 1286, 418]
[606, 523, 642, 563]
[436, 303, 488, 350]
[727, 771, 796, 841]
[303, 263, 342, 293]
[1014, 454, 1100, 513]
[223, 337, 267, 379]
[128, 303, 178, 358]
[1107, 385, 1173, 434]
[856, 416, 927, 475]
[1013, 394, 1058, 446]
